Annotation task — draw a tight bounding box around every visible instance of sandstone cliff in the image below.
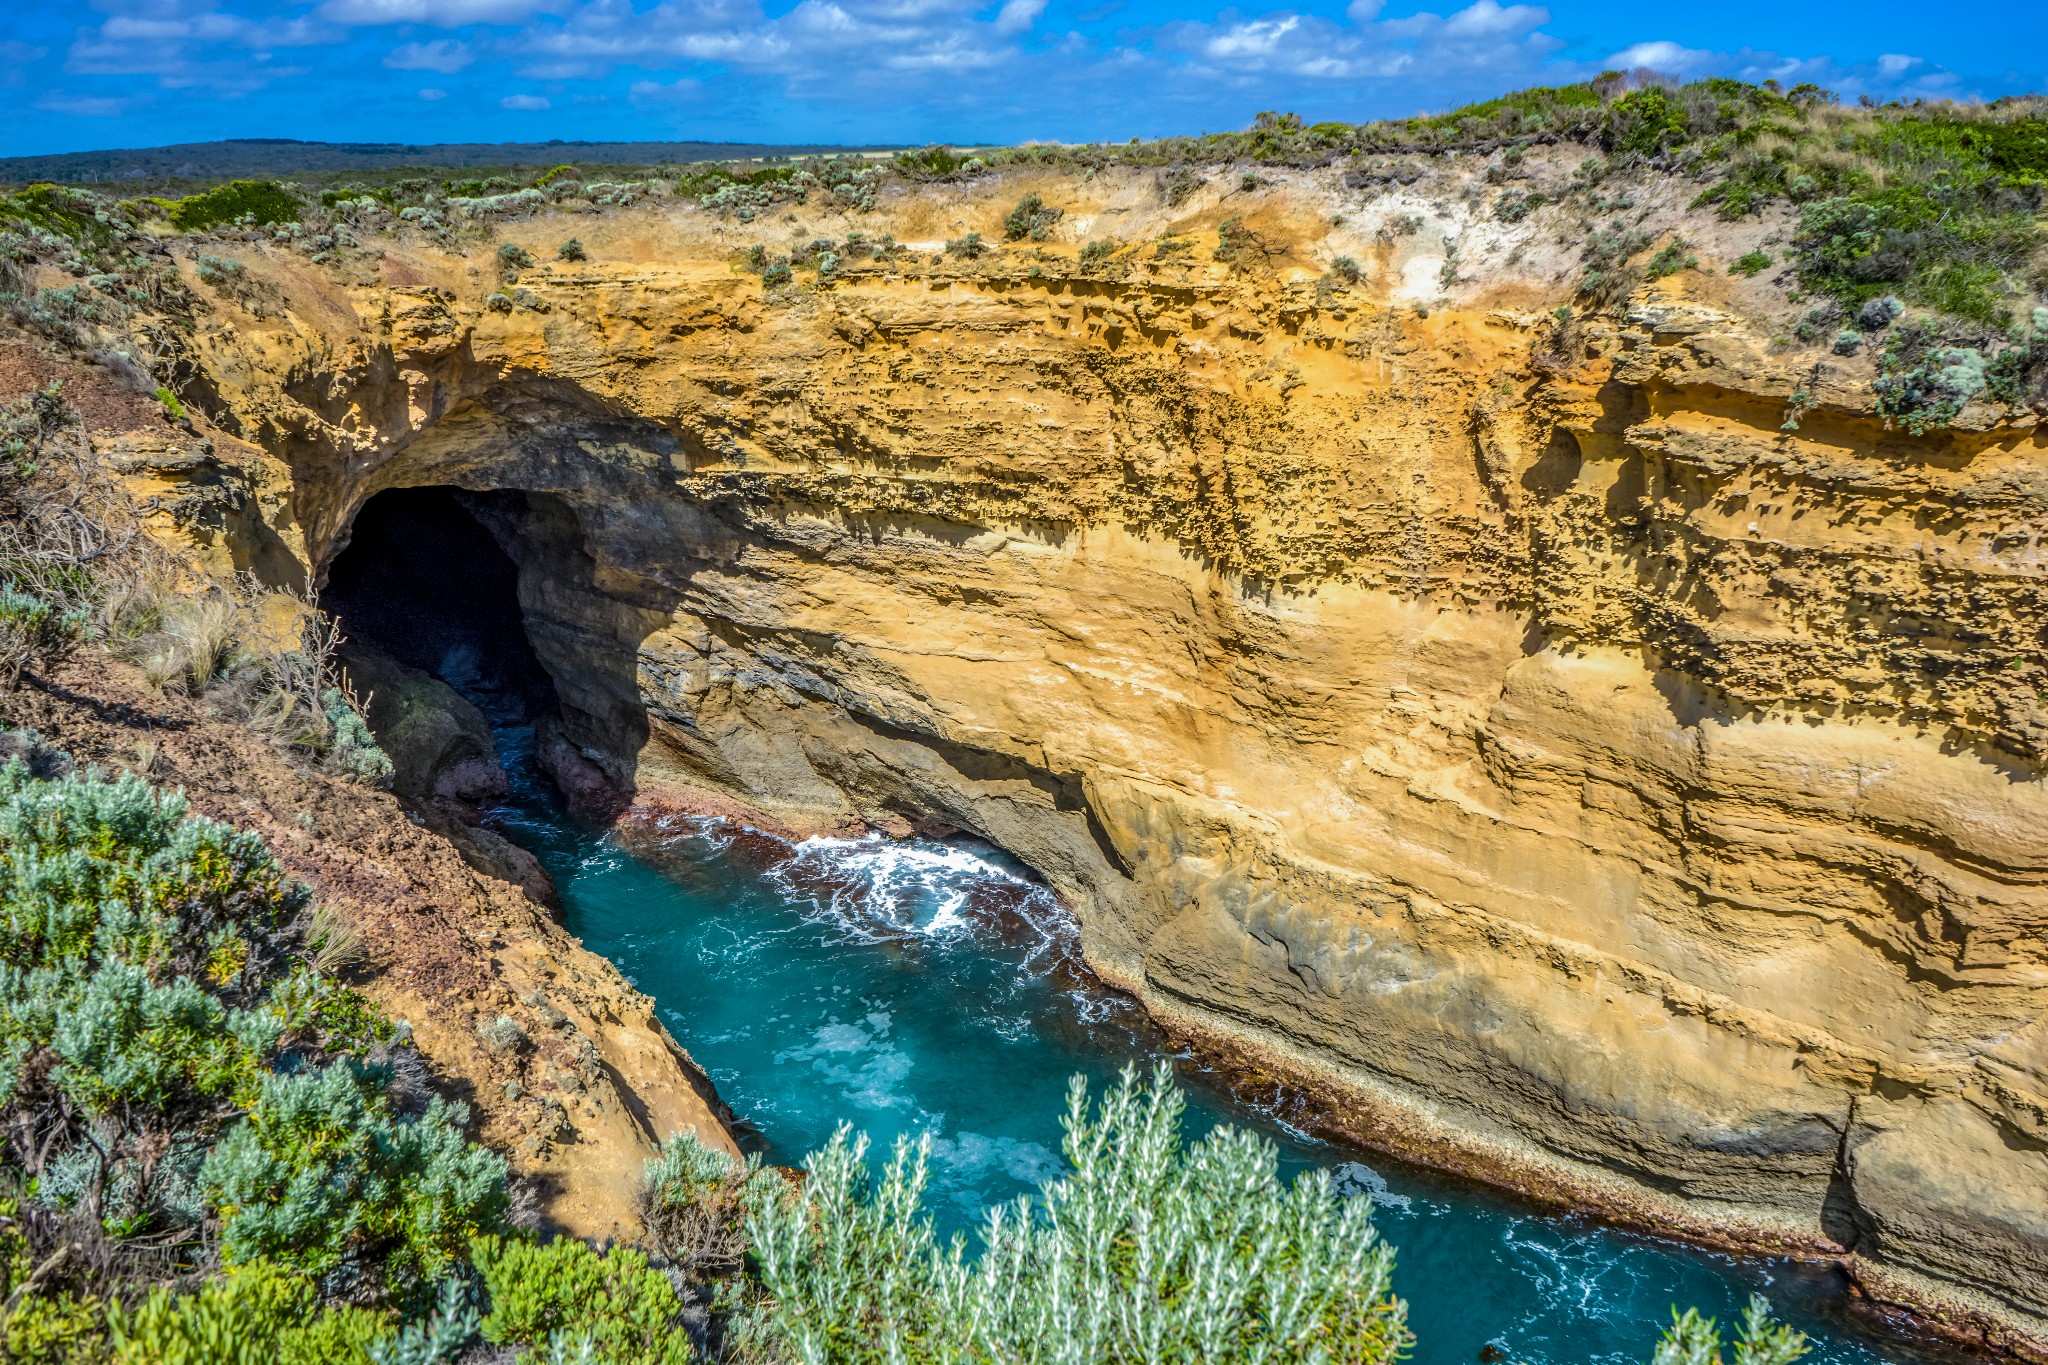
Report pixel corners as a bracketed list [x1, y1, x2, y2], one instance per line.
[126, 161, 2048, 1346]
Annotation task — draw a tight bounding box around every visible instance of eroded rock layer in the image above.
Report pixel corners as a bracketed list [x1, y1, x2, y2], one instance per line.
[158, 177, 2048, 1342]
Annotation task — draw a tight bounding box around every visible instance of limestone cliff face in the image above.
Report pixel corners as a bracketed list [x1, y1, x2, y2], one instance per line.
[161, 170, 2048, 1341]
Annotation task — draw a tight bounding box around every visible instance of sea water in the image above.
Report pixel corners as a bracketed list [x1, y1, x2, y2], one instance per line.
[483, 727, 1940, 1365]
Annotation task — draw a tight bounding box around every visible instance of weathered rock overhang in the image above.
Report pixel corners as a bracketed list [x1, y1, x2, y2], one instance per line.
[181, 245, 2048, 1348]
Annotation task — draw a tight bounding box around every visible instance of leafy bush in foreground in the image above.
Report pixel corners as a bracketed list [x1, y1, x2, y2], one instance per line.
[746, 1064, 1410, 1365]
[473, 1234, 693, 1365]
[203, 1059, 509, 1292]
[0, 761, 501, 1348]
[107, 1258, 389, 1365]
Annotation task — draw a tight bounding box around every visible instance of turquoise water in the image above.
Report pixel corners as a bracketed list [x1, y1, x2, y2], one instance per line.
[484, 731, 1939, 1365]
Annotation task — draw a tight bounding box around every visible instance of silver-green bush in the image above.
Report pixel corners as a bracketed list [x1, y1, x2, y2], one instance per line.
[746, 1064, 1410, 1365]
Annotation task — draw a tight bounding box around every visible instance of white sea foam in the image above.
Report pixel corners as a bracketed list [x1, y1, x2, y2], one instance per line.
[768, 832, 1070, 945]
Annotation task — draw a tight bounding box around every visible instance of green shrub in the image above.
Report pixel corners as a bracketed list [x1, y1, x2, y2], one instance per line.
[1079, 238, 1118, 271]
[202, 1059, 509, 1292]
[745, 1064, 1410, 1365]
[169, 181, 300, 232]
[1728, 250, 1773, 277]
[556, 239, 586, 262]
[0, 583, 90, 688]
[641, 1129, 768, 1278]
[0, 1196, 102, 1360]
[473, 1234, 692, 1365]
[1652, 1296, 1808, 1365]
[497, 243, 535, 274]
[1327, 255, 1362, 284]
[944, 231, 985, 258]
[154, 385, 185, 421]
[1793, 185, 2036, 323]
[1603, 87, 1690, 156]
[1214, 215, 1271, 267]
[1645, 237, 1699, 280]
[322, 688, 393, 785]
[1494, 188, 1547, 222]
[1003, 192, 1063, 242]
[894, 145, 968, 180]
[108, 1258, 389, 1365]
[1872, 320, 1993, 433]
[194, 254, 245, 286]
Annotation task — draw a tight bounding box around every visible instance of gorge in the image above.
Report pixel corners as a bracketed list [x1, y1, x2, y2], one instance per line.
[57, 151, 2048, 1355]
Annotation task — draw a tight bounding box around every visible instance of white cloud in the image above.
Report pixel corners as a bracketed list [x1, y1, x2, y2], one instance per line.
[501, 92, 551, 108]
[320, 0, 553, 26]
[385, 39, 474, 71]
[993, 0, 1045, 36]
[37, 92, 133, 116]
[1605, 39, 1710, 74]
[1442, 0, 1547, 40]
[628, 76, 702, 101]
[1877, 53, 1920, 76]
[418, 85, 448, 98]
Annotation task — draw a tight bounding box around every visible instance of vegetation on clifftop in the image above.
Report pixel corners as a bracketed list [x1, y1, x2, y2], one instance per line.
[2, 74, 2044, 433]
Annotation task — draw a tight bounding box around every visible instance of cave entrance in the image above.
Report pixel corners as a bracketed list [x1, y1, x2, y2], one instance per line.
[323, 485, 560, 730]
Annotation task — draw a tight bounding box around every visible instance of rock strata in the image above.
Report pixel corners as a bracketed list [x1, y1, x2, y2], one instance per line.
[129, 169, 2048, 1343]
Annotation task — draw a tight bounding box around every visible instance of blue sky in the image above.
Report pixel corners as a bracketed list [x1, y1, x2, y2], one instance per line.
[5, 0, 2044, 157]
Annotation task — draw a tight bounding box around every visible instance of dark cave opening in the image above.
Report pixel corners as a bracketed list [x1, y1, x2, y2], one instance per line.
[323, 485, 560, 729]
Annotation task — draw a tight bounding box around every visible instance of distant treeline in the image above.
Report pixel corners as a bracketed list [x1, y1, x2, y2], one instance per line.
[0, 137, 906, 188]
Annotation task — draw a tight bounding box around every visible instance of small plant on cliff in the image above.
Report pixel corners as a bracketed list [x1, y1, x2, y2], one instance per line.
[1079, 237, 1119, 272]
[0, 583, 91, 688]
[1003, 192, 1064, 242]
[556, 238, 586, 262]
[1645, 237, 1699, 280]
[496, 243, 534, 276]
[944, 231, 985, 259]
[1728, 250, 1773, 278]
[1213, 215, 1273, 268]
[642, 1130, 769, 1279]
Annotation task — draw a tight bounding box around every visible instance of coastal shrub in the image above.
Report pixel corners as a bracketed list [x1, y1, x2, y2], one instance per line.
[1079, 238, 1118, 271]
[1328, 255, 1362, 284]
[641, 1129, 769, 1277]
[169, 181, 300, 232]
[1872, 320, 1993, 433]
[497, 243, 534, 275]
[472, 1234, 692, 1365]
[944, 231, 985, 258]
[1654, 1297, 1810, 1365]
[1003, 192, 1063, 242]
[0, 582, 90, 687]
[894, 145, 970, 180]
[1728, 250, 1773, 278]
[1214, 215, 1272, 267]
[1160, 165, 1204, 207]
[478, 1013, 528, 1053]
[556, 239, 585, 262]
[1645, 237, 1698, 280]
[108, 1259, 390, 1365]
[202, 1059, 509, 1291]
[194, 253, 245, 286]
[745, 1064, 1410, 1365]
[1602, 86, 1690, 156]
